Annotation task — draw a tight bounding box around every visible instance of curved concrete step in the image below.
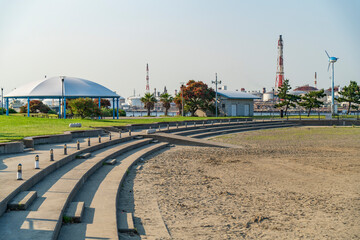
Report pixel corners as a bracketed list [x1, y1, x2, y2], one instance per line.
[172, 121, 289, 136]
[58, 142, 169, 240]
[0, 135, 135, 218]
[190, 123, 298, 138]
[0, 138, 152, 240]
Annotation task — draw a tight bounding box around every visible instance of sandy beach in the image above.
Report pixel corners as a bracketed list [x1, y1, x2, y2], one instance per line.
[120, 127, 360, 239]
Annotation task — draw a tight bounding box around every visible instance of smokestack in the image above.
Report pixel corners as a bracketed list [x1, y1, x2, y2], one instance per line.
[262, 87, 266, 93]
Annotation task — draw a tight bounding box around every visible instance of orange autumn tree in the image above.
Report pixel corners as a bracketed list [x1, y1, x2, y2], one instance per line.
[182, 80, 215, 116]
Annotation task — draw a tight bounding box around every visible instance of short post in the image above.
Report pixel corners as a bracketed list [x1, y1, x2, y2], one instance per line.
[35, 155, 40, 169]
[17, 164, 23, 180]
[158, 125, 161, 131]
[203, 121, 205, 126]
[77, 140, 80, 150]
[229, 119, 231, 124]
[220, 120, 222, 124]
[64, 144, 67, 155]
[119, 131, 122, 138]
[212, 121, 214, 126]
[237, 119, 239, 123]
[167, 124, 169, 130]
[50, 149, 54, 161]
[194, 122, 196, 127]
[98, 135, 101, 143]
[129, 129, 131, 136]
[185, 122, 187, 128]
[176, 123, 178, 129]
[109, 133, 112, 140]
[88, 137, 91, 146]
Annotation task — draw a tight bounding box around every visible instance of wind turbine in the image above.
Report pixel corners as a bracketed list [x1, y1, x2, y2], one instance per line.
[325, 50, 338, 116]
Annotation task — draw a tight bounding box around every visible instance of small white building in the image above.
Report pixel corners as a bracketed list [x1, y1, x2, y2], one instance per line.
[217, 90, 260, 116]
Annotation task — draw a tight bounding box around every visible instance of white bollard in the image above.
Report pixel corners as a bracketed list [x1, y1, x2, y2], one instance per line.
[50, 149, 54, 161]
[17, 164, 22, 180]
[88, 137, 91, 146]
[77, 140, 80, 150]
[35, 155, 40, 169]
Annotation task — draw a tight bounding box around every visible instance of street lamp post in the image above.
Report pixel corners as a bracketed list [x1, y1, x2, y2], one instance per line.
[61, 76, 64, 119]
[212, 73, 222, 117]
[180, 82, 185, 117]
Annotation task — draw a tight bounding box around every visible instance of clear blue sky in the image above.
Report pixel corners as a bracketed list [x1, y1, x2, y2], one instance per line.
[0, 0, 359, 98]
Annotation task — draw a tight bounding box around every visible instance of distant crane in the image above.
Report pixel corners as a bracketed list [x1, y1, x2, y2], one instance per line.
[325, 50, 339, 115]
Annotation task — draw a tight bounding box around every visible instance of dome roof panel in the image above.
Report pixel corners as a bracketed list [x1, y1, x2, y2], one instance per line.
[5, 76, 120, 98]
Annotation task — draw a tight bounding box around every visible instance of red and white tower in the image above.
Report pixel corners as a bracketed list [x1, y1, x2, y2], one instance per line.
[146, 63, 150, 93]
[275, 35, 284, 89]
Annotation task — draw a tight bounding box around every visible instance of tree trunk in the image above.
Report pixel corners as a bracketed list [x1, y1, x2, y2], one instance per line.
[307, 108, 312, 117]
[285, 103, 289, 116]
[165, 107, 168, 116]
[347, 102, 351, 114]
[147, 107, 151, 116]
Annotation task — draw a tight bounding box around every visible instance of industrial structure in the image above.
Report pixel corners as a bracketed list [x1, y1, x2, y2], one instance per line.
[275, 35, 284, 89]
[146, 63, 150, 93]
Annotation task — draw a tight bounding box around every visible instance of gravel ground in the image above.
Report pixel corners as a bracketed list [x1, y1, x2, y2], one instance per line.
[130, 127, 360, 239]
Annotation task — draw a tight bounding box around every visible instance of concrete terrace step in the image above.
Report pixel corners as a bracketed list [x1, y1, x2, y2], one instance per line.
[0, 138, 153, 240]
[64, 202, 85, 223]
[190, 123, 298, 138]
[7, 191, 37, 211]
[118, 213, 135, 233]
[76, 153, 92, 159]
[142, 133, 240, 148]
[58, 142, 169, 240]
[172, 121, 288, 136]
[0, 135, 135, 218]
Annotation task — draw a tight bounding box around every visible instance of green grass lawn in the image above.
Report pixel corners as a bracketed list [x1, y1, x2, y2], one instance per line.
[0, 115, 236, 142]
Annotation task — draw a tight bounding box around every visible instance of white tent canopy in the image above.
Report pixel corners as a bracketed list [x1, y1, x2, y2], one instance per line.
[5, 76, 120, 98]
[4, 76, 121, 119]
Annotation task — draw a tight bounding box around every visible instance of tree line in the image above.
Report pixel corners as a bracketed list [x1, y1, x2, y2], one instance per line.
[276, 79, 360, 116]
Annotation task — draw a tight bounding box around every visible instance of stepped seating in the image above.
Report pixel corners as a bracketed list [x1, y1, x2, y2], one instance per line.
[190, 122, 297, 138]
[0, 138, 154, 240]
[170, 121, 283, 136]
[0, 135, 134, 218]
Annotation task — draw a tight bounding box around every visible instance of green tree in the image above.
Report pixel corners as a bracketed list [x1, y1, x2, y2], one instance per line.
[160, 93, 173, 116]
[141, 93, 157, 116]
[68, 98, 100, 118]
[275, 79, 300, 116]
[20, 100, 51, 113]
[182, 80, 215, 116]
[298, 89, 326, 116]
[337, 81, 360, 114]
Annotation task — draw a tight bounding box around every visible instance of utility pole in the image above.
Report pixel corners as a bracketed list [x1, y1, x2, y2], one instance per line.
[212, 73, 221, 117]
[1, 88, 3, 115]
[180, 82, 185, 117]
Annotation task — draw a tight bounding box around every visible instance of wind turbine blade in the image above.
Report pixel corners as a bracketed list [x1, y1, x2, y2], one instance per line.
[327, 63, 331, 71]
[325, 50, 330, 58]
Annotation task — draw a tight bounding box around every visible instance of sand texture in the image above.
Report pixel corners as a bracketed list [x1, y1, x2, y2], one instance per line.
[123, 127, 360, 239]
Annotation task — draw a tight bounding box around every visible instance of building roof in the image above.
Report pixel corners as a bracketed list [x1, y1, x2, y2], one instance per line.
[293, 85, 318, 92]
[217, 90, 260, 99]
[5, 76, 120, 98]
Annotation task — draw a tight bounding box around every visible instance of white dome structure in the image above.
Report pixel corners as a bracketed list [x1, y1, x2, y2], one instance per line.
[4, 76, 122, 119]
[5, 76, 119, 98]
